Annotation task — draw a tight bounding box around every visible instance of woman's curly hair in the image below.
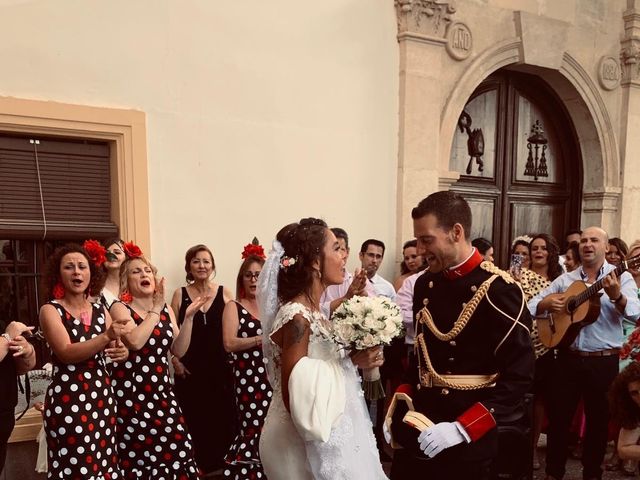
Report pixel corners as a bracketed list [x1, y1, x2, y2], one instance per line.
[43, 243, 106, 299]
[276, 218, 328, 304]
[530, 233, 563, 281]
[609, 362, 640, 430]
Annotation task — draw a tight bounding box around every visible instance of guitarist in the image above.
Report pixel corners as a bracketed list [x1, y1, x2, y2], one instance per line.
[529, 226, 640, 480]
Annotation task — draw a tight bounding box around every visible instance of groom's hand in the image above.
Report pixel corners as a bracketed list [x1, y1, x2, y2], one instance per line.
[418, 421, 469, 458]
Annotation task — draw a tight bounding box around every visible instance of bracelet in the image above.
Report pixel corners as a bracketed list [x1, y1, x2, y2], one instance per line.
[611, 293, 624, 304]
[148, 310, 160, 317]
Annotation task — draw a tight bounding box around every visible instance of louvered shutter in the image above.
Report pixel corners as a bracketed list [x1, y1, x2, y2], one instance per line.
[0, 134, 118, 239]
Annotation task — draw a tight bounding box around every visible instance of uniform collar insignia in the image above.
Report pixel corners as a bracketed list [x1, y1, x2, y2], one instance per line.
[443, 248, 482, 280]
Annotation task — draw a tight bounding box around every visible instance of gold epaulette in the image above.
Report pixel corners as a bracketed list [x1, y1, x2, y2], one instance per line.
[480, 261, 515, 284]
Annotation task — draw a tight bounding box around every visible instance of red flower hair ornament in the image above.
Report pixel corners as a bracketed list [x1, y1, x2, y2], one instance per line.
[82, 239, 107, 267]
[120, 291, 133, 304]
[123, 241, 143, 259]
[242, 237, 266, 260]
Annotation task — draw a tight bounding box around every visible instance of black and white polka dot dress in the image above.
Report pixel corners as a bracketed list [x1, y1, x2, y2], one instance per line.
[223, 302, 272, 480]
[111, 303, 199, 479]
[44, 301, 121, 480]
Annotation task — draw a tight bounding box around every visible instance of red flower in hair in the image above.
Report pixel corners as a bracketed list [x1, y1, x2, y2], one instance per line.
[53, 282, 65, 300]
[241, 237, 266, 260]
[120, 291, 133, 304]
[123, 241, 143, 259]
[83, 239, 107, 267]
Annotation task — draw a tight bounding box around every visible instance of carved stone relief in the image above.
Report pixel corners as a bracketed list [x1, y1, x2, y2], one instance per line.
[395, 0, 456, 38]
[445, 22, 472, 60]
[597, 56, 620, 91]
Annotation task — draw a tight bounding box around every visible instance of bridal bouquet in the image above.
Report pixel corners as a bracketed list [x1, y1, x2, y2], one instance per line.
[332, 295, 404, 400]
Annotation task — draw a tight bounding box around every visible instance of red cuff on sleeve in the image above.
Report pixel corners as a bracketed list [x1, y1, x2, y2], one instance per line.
[456, 402, 496, 442]
[395, 383, 414, 396]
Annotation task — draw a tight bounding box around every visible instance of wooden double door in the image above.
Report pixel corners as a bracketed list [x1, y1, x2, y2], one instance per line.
[449, 70, 582, 268]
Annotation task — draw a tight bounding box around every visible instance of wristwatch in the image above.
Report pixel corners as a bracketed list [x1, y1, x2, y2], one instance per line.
[1, 333, 11, 343]
[611, 293, 624, 304]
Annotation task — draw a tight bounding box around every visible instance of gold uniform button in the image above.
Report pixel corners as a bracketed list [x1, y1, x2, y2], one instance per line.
[429, 281, 434, 288]
[441, 388, 450, 395]
[471, 285, 478, 292]
[448, 357, 455, 362]
[449, 340, 456, 347]
[423, 299, 429, 306]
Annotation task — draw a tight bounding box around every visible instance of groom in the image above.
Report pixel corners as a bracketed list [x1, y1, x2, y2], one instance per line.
[388, 191, 534, 479]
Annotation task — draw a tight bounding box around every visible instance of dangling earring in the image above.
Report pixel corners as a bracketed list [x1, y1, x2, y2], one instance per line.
[120, 290, 133, 304]
[53, 281, 65, 300]
[316, 269, 322, 280]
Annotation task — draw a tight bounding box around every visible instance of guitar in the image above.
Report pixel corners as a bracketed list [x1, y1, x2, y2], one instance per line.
[536, 254, 640, 348]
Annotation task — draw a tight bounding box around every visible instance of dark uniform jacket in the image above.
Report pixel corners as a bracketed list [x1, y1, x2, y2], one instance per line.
[392, 253, 535, 463]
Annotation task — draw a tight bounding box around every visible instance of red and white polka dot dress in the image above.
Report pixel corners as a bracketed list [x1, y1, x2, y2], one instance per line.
[223, 302, 272, 480]
[111, 304, 199, 479]
[44, 301, 121, 480]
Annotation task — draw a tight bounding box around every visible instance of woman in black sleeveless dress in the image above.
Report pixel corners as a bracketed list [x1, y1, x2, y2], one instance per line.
[170, 244, 235, 474]
[221, 251, 272, 479]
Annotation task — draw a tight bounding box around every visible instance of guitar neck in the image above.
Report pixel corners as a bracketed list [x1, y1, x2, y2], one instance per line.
[572, 263, 626, 307]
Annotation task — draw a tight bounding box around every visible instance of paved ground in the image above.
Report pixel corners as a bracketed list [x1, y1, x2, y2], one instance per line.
[4, 434, 638, 480]
[532, 435, 637, 480]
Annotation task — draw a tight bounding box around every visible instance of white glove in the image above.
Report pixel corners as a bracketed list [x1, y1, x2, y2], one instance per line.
[418, 421, 470, 458]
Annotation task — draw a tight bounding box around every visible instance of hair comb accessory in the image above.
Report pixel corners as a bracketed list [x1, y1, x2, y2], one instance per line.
[242, 237, 266, 260]
[280, 255, 297, 270]
[122, 241, 143, 259]
[83, 239, 107, 267]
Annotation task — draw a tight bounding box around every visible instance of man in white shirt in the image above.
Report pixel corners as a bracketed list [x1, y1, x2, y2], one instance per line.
[359, 239, 396, 301]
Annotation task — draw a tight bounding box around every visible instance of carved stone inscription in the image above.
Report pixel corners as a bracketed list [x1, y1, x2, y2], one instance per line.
[446, 22, 472, 60]
[598, 56, 620, 90]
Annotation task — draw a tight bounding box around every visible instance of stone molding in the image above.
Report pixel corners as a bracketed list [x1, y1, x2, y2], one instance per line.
[395, 0, 456, 43]
[583, 188, 622, 213]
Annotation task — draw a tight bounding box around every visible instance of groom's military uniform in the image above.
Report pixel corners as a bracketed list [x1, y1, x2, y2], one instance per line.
[388, 249, 534, 479]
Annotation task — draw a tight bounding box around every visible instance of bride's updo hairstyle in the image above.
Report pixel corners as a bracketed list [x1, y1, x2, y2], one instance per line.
[276, 217, 327, 303]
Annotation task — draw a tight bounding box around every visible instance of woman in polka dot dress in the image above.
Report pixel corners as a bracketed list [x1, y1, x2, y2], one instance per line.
[40, 244, 130, 480]
[110, 253, 205, 479]
[222, 249, 272, 479]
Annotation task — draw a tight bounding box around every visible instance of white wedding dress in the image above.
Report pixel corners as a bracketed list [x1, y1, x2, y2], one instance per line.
[259, 302, 387, 480]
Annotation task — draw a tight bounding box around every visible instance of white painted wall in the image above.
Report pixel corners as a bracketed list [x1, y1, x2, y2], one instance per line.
[0, 0, 400, 293]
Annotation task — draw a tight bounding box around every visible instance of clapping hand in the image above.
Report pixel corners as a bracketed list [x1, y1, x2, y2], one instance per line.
[346, 268, 368, 299]
[106, 318, 130, 341]
[185, 295, 212, 320]
[9, 330, 34, 358]
[153, 277, 166, 313]
[105, 339, 129, 363]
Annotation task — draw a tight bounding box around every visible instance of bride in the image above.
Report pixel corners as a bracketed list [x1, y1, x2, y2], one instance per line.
[258, 218, 388, 479]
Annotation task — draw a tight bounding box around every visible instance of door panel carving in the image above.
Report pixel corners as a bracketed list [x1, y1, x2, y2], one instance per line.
[449, 70, 582, 267]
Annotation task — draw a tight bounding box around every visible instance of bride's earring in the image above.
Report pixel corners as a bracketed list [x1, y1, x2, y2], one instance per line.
[315, 269, 322, 280]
